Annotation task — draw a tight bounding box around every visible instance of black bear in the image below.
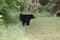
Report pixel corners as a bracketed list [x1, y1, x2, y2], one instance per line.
[19, 13, 35, 26]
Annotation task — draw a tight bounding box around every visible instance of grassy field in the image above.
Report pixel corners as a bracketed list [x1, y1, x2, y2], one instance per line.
[0, 17, 60, 40]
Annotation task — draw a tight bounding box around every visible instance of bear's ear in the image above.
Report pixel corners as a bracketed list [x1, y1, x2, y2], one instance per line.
[20, 14, 23, 16]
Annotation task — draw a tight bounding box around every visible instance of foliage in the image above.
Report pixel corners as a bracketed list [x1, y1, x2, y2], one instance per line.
[0, 0, 60, 24]
[39, 0, 49, 6]
[0, 15, 3, 18]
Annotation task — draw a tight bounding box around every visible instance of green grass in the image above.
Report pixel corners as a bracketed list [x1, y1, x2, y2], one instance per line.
[0, 17, 60, 40]
[34, 11, 51, 18]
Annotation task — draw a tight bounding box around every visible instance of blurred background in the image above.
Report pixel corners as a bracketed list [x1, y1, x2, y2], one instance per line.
[0, 0, 60, 40]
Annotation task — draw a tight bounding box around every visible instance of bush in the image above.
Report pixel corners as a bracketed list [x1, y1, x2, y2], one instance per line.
[34, 11, 51, 18]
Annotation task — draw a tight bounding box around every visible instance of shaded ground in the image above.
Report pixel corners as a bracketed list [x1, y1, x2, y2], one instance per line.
[0, 17, 60, 40]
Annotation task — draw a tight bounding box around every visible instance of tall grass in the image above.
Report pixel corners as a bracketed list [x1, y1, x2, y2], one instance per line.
[0, 22, 31, 40]
[34, 11, 51, 18]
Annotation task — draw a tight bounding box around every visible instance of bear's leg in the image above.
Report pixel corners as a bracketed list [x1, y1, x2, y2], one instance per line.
[22, 22, 25, 26]
[26, 21, 30, 26]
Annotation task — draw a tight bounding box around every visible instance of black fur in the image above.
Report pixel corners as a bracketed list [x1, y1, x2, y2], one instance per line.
[19, 14, 35, 26]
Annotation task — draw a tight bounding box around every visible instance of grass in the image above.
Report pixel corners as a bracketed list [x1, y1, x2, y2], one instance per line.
[0, 17, 60, 40]
[34, 11, 51, 18]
